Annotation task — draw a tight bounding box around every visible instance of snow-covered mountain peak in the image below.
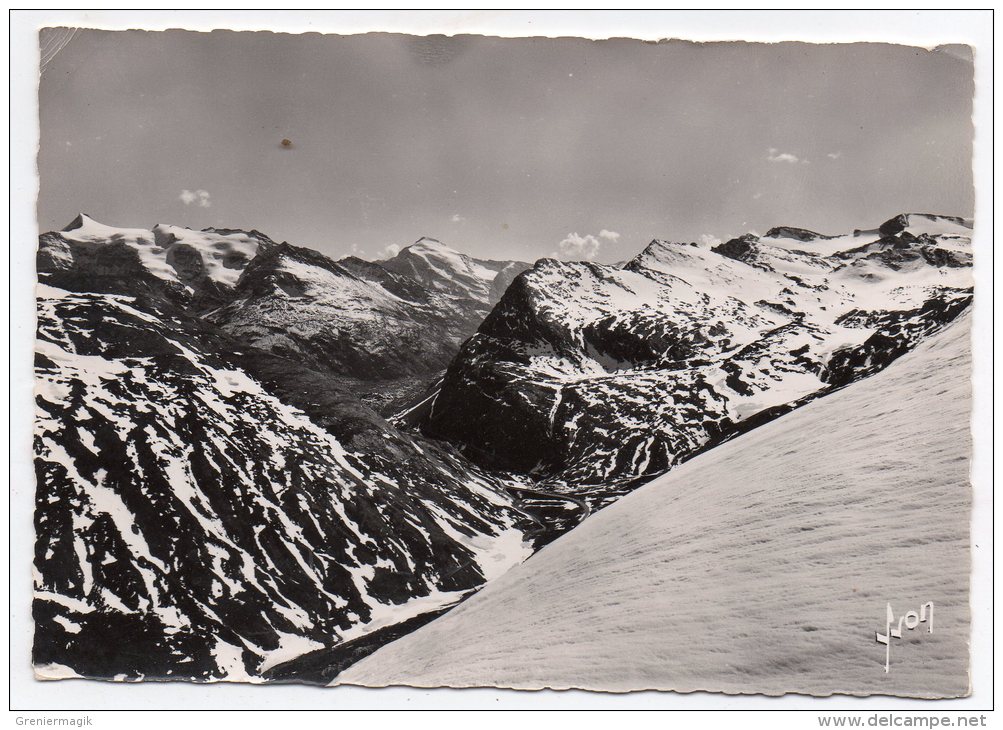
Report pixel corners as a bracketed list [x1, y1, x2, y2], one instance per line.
[37, 218, 531, 385]
[201, 240, 506, 381]
[409, 236, 449, 250]
[62, 212, 107, 233]
[381, 239, 531, 307]
[625, 239, 704, 270]
[59, 213, 151, 242]
[41, 216, 275, 306]
[395, 238, 486, 270]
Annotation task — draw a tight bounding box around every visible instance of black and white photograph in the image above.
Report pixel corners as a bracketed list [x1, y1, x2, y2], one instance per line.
[11, 9, 993, 718]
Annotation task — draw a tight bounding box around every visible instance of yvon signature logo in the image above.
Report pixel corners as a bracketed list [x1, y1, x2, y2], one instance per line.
[875, 601, 933, 673]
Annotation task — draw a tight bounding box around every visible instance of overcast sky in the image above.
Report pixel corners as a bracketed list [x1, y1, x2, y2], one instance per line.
[37, 29, 974, 263]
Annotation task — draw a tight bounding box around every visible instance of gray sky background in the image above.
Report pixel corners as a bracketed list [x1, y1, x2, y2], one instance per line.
[37, 29, 974, 263]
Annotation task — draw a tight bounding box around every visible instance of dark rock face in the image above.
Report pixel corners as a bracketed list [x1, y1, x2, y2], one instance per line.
[489, 261, 534, 302]
[422, 215, 974, 501]
[711, 233, 762, 264]
[823, 294, 974, 387]
[426, 337, 563, 473]
[878, 213, 913, 237]
[878, 212, 970, 237]
[763, 226, 833, 242]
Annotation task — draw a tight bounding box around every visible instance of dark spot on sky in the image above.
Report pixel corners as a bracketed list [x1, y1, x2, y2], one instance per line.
[406, 35, 466, 66]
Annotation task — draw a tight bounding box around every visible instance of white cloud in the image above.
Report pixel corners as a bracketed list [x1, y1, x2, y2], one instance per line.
[827, 151, 843, 160]
[699, 233, 721, 247]
[378, 243, 401, 259]
[557, 232, 602, 261]
[555, 229, 622, 260]
[766, 148, 801, 164]
[450, 213, 465, 223]
[179, 189, 211, 208]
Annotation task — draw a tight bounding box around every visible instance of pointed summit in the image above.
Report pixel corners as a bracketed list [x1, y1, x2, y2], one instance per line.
[62, 213, 97, 232]
[408, 237, 451, 252]
[380, 237, 530, 305]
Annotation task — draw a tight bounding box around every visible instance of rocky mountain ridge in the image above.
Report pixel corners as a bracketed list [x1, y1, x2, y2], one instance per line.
[38, 214, 530, 386]
[420, 213, 973, 506]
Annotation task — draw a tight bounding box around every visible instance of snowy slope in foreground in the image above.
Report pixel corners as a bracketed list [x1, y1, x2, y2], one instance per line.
[339, 314, 972, 697]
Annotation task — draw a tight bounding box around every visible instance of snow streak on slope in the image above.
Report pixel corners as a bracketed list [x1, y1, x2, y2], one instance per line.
[33, 285, 531, 682]
[339, 314, 972, 697]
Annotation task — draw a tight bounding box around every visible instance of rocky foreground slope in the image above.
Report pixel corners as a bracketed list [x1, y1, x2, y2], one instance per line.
[339, 312, 972, 698]
[422, 214, 973, 506]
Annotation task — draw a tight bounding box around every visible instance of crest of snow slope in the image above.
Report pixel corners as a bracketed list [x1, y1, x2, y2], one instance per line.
[204, 242, 505, 381]
[33, 285, 531, 682]
[423, 215, 972, 495]
[381, 237, 531, 306]
[338, 313, 972, 698]
[38, 214, 274, 308]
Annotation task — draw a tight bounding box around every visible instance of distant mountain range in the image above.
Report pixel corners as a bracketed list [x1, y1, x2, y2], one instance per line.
[32, 212, 973, 683]
[39, 215, 530, 400]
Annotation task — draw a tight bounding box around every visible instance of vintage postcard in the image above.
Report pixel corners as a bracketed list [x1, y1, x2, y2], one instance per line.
[31, 23, 977, 699]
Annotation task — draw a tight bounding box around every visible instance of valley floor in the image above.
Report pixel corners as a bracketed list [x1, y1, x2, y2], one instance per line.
[336, 315, 973, 698]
